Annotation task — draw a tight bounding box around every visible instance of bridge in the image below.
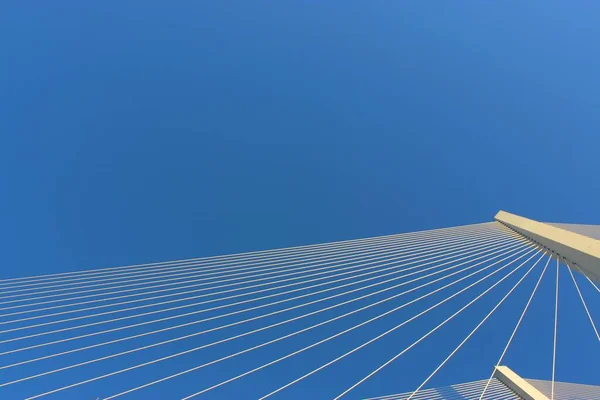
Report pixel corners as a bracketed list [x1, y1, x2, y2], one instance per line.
[0, 211, 598, 399]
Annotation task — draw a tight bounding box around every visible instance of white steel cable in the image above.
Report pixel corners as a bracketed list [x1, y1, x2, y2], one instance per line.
[551, 255, 559, 400]
[0, 241, 526, 373]
[332, 248, 542, 400]
[478, 252, 552, 400]
[566, 262, 600, 342]
[0, 229, 509, 314]
[2, 230, 500, 298]
[2, 229, 489, 299]
[0, 244, 523, 358]
[0, 224, 502, 295]
[405, 252, 547, 400]
[364, 379, 490, 400]
[185, 249, 541, 400]
[119, 249, 537, 400]
[259, 248, 541, 400]
[0, 231, 472, 311]
[2, 243, 518, 387]
[0, 232, 517, 335]
[0, 228, 510, 314]
[365, 379, 514, 400]
[0, 235, 522, 346]
[0, 228, 511, 319]
[0, 231, 514, 328]
[0, 222, 496, 287]
[403, 388, 514, 400]
[0, 225, 508, 304]
[0, 243, 526, 369]
[24, 247, 537, 399]
[583, 273, 600, 295]
[107, 248, 531, 400]
[519, 379, 600, 400]
[0, 240, 523, 365]
[1, 232, 454, 300]
[367, 382, 511, 400]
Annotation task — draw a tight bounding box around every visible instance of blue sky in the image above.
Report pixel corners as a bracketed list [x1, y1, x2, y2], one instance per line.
[1, 2, 599, 399]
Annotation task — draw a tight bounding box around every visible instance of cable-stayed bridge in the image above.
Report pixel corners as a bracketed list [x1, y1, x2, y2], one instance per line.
[0, 211, 598, 399]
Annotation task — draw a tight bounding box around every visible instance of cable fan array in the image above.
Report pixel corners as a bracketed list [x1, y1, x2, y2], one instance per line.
[0, 222, 598, 399]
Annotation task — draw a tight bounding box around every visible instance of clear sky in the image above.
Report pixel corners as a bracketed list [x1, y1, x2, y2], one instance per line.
[1, 2, 599, 399]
